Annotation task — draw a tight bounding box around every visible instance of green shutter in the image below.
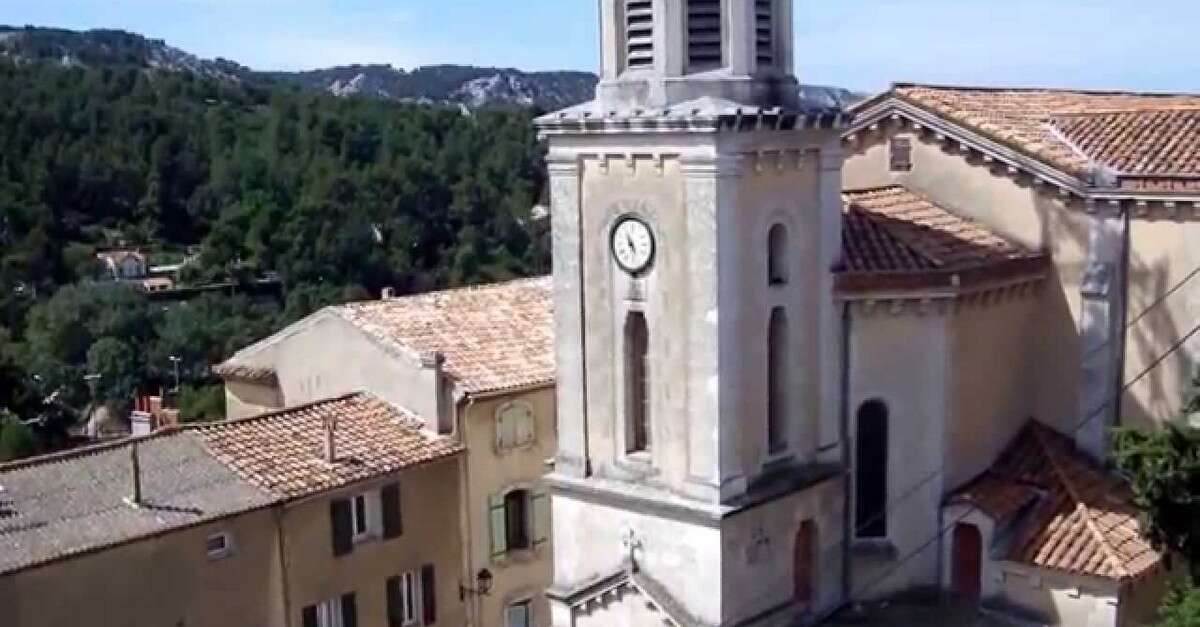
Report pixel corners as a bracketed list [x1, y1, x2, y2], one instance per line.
[489, 494, 508, 558]
[330, 498, 354, 557]
[381, 483, 403, 539]
[532, 489, 550, 546]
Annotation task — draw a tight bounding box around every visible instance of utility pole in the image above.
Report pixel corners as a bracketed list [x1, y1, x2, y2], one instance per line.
[168, 356, 182, 393]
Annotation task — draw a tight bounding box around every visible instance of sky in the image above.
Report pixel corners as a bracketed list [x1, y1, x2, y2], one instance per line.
[3, 0, 1199, 93]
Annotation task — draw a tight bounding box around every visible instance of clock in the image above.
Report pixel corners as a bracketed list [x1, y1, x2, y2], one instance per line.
[611, 217, 655, 274]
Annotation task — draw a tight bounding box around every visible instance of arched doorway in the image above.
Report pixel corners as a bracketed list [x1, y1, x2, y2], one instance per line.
[794, 520, 817, 609]
[952, 523, 983, 601]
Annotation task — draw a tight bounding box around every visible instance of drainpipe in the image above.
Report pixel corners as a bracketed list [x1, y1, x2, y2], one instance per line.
[457, 394, 480, 627]
[1114, 207, 1132, 432]
[839, 302, 853, 603]
[275, 506, 294, 627]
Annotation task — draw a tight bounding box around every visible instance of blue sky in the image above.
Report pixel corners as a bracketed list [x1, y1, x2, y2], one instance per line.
[4, 0, 1198, 93]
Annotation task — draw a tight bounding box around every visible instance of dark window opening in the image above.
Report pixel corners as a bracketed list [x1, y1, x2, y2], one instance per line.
[505, 490, 530, 551]
[890, 137, 913, 172]
[625, 312, 651, 454]
[855, 400, 889, 538]
[768, 308, 789, 455]
[768, 224, 788, 285]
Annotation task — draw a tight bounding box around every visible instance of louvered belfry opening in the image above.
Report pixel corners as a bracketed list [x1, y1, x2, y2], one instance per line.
[755, 0, 774, 66]
[625, 0, 655, 70]
[687, 0, 723, 71]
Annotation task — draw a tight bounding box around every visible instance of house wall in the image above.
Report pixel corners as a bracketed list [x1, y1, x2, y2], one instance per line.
[226, 312, 447, 432]
[0, 508, 285, 627]
[225, 379, 284, 420]
[845, 128, 1087, 438]
[996, 564, 1121, 627]
[463, 388, 557, 627]
[1125, 218, 1200, 426]
[281, 458, 467, 627]
[947, 293, 1041, 489]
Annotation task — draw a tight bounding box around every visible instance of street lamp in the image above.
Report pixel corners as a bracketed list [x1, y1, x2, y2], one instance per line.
[168, 356, 182, 393]
[459, 568, 493, 600]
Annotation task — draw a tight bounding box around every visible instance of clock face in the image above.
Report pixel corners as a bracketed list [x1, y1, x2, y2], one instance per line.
[611, 218, 655, 274]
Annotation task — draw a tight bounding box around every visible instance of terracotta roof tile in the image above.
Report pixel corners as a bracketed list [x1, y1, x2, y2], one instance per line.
[838, 186, 1048, 293]
[195, 393, 463, 499]
[889, 84, 1200, 185]
[950, 422, 1161, 583]
[334, 278, 554, 396]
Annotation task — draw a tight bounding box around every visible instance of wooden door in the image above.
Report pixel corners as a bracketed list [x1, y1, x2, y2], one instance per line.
[952, 523, 983, 601]
[794, 520, 817, 607]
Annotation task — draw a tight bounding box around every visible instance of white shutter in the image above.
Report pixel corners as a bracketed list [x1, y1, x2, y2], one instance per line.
[531, 489, 550, 546]
[489, 494, 508, 557]
[515, 408, 535, 447]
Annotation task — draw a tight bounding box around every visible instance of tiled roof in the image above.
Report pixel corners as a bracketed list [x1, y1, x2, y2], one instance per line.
[196, 393, 463, 499]
[0, 432, 276, 575]
[211, 362, 278, 385]
[887, 84, 1200, 186]
[334, 277, 555, 396]
[949, 422, 1161, 583]
[946, 472, 1039, 523]
[838, 186, 1049, 293]
[0, 393, 460, 574]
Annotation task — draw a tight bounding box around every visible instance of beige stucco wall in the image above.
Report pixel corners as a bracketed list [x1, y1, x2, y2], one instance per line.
[0, 508, 285, 627]
[947, 293, 1042, 489]
[225, 379, 284, 421]
[845, 129, 1087, 436]
[998, 564, 1121, 627]
[1125, 219, 1200, 426]
[282, 458, 467, 627]
[463, 388, 557, 627]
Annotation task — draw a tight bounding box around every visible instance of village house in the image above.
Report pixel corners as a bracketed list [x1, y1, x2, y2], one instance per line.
[0, 393, 466, 627]
[215, 278, 556, 627]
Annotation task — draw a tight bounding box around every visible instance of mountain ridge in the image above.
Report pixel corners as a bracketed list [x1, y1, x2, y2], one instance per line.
[0, 25, 866, 110]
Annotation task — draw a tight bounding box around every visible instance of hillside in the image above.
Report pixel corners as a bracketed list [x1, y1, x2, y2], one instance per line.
[0, 25, 865, 110]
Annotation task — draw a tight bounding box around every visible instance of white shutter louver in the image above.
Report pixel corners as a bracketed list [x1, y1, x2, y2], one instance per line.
[755, 0, 774, 66]
[625, 0, 655, 70]
[687, 0, 723, 71]
[531, 489, 550, 545]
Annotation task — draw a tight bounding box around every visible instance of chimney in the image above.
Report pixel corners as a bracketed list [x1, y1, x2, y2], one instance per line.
[128, 442, 143, 508]
[381, 287, 396, 300]
[322, 416, 338, 463]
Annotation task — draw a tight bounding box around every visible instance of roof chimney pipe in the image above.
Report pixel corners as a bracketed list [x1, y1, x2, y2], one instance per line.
[323, 416, 338, 464]
[381, 287, 396, 300]
[127, 442, 143, 508]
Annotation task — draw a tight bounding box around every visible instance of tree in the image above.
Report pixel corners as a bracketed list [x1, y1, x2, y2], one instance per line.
[1156, 583, 1200, 627]
[0, 410, 37, 462]
[86, 337, 138, 404]
[1114, 424, 1200, 578]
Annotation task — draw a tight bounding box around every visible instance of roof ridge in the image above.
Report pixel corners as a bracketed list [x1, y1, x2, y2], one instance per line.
[336, 275, 552, 310]
[1029, 425, 1131, 579]
[0, 426, 186, 474]
[185, 391, 373, 432]
[842, 184, 906, 194]
[1052, 107, 1200, 118]
[892, 81, 1200, 98]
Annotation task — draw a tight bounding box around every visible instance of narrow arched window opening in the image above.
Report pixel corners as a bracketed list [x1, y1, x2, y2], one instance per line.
[625, 312, 651, 454]
[768, 224, 789, 285]
[855, 400, 889, 538]
[768, 307, 789, 455]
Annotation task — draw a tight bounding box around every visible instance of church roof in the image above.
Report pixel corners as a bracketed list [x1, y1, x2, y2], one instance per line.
[837, 185, 1049, 294]
[855, 83, 1200, 191]
[947, 421, 1161, 583]
[334, 277, 555, 396]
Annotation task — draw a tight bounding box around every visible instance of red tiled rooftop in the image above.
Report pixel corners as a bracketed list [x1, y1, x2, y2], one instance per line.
[195, 393, 463, 499]
[838, 186, 1048, 293]
[334, 278, 554, 396]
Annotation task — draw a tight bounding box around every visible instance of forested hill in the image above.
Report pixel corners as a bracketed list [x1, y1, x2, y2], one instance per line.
[0, 54, 550, 456]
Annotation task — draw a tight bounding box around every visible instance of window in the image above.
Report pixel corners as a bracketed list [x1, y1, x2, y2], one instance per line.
[625, 0, 654, 70]
[889, 137, 913, 172]
[303, 593, 357, 627]
[490, 489, 549, 558]
[855, 400, 889, 538]
[625, 312, 651, 455]
[768, 224, 788, 285]
[506, 600, 533, 627]
[351, 493, 369, 541]
[205, 532, 233, 560]
[687, 0, 722, 71]
[755, 0, 775, 66]
[386, 571, 421, 626]
[767, 308, 789, 455]
[497, 402, 536, 450]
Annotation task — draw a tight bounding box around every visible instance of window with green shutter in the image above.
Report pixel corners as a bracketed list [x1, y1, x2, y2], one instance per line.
[531, 489, 549, 546]
[489, 494, 508, 558]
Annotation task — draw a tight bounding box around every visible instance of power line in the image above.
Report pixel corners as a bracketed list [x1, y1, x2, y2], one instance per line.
[815, 316, 1200, 624]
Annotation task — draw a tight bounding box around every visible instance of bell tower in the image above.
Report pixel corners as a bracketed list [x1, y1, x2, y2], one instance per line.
[539, 2, 848, 625]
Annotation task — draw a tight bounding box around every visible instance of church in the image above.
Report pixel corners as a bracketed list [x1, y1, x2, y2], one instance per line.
[535, 1, 1194, 625]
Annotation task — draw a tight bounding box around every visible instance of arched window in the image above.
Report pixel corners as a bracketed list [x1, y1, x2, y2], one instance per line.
[768, 307, 789, 454]
[768, 224, 788, 285]
[625, 312, 651, 454]
[855, 400, 889, 538]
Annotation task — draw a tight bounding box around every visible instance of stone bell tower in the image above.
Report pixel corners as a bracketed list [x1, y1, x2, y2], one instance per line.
[539, 1, 849, 625]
